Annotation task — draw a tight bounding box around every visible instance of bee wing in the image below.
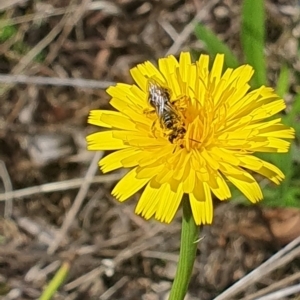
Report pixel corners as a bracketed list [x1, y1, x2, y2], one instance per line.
[158, 98, 165, 116]
[164, 101, 180, 116]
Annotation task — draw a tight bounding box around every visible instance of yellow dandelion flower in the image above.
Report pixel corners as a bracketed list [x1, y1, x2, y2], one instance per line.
[87, 52, 295, 225]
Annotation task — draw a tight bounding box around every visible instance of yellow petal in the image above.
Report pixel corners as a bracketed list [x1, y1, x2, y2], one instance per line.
[107, 84, 132, 103]
[136, 164, 164, 179]
[257, 161, 285, 185]
[143, 61, 166, 81]
[155, 183, 183, 223]
[155, 169, 174, 185]
[87, 131, 128, 150]
[257, 124, 295, 139]
[210, 172, 231, 200]
[129, 85, 148, 108]
[231, 65, 254, 87]
[210, 147, 240, 166]
[99, 148, 141, 173]
[190, 182, 213, 225]
[111, 130, 164, 148]
[238, 156, 284, 184]
[88, 110, 137, 130]
[135, 182, 161, 220]
[258, 138, 291, 153]
[182, 162, 195, 193]
[179, 52, 192, 81]
[210, 54, 224, 84]
[197, 54, 209, 77]
[158, 55, 179, 84]
[172, 151, 191, 181]
[131, 60, 166, 92]
[112, 168, 149, 201]
[224, 169, 263, 203]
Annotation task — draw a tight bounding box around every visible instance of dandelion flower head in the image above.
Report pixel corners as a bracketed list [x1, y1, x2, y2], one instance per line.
[87, 53, 294, 225]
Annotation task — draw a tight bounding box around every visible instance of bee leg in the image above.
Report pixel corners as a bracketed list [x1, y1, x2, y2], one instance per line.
[143, 108, 155, 116]
[171, 96, 188, 112]
[151, 119, 159, 138]
[168, 134, 175, 143]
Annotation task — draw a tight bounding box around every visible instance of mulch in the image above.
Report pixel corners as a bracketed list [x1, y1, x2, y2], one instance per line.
[0, 0, 299, 299]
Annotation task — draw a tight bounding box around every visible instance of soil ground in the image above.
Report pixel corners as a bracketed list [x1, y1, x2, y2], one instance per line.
[0, 1, 300, 299]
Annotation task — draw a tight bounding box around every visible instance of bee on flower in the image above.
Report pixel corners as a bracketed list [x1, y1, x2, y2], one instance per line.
[87, 52, 295, 225]
[146, 78, 187, 145]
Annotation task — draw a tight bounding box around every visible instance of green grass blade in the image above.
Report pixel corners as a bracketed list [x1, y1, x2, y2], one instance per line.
[241, 0, 266, 87]
[194, 23, 239, 68]
[39, 261, 70, 300]
[283, 93, 300, 127]
[276, 64, 289, 98]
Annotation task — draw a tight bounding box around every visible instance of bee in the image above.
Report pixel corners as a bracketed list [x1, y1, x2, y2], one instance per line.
[147, 79, 186, 143]
[147, 78, 170, 120]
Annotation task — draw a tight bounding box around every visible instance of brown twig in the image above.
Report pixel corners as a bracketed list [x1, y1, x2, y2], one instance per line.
[44, 0, 91, 66]
[11, 1, 76, 76]
[165, 0, 219, 55]
[0, 74, 115, 89]
[0, 173, 123, 201]
[215, 235, 300, 300]
[0, 161, 13, 218]
[47, 152, 103, 254]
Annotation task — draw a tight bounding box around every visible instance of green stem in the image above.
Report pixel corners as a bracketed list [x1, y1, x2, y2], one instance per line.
[169, 198, 199, 300]
[39, 261, 70, 300]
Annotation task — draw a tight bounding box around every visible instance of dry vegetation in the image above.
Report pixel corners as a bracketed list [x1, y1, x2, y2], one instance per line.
[0, 0, 300, 299]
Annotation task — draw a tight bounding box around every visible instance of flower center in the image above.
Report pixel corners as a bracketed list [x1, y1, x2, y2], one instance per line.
[160, 95, 205, 151]
[145, 79, 216, 151]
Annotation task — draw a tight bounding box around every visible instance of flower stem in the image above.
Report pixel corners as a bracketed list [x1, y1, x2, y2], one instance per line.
[169, 198, 199, 300]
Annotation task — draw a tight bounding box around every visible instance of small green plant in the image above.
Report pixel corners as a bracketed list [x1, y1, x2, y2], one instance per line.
[0, 24, 17, 42]
[12, 41, 46, 62]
